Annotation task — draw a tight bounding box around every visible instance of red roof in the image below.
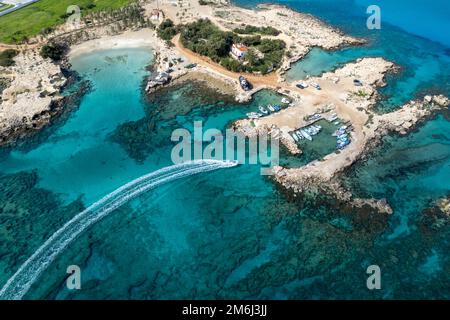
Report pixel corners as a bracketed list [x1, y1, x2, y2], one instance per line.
[233, 43, 248, 52]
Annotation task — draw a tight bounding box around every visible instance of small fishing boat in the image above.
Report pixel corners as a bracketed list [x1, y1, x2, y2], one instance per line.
[300, 129, 312, 141]
[258, 105, 268, 115]
[296, 81, 309, 89]
[337, 139, 350, 150]
[272, 105, 281, 112]
[291, 132, 299, 142]
[310, 82, 321, 90]
[307, 126, 320, 136]
[246, 112, 261, 119]
[334, 121, 340, 125]
[308, 113, 322, 121]
[328, 114, 338, 122]
[185, 63, 197, 69]
[333, 129, 346, 137]
[281, 97, 291, 104]
[295, 131, 304, 140]
[267, 104, 275, 112]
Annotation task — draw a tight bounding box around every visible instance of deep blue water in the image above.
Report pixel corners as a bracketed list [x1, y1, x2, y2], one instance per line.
[0, 1, 449, 299]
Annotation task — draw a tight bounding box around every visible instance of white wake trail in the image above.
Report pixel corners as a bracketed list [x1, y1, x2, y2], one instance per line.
[0, 160, 237, 300]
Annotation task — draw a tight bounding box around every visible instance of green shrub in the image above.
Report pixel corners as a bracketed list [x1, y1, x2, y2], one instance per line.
[180, 19, 285, 74]
[180, 19, 233, 63]
[233, 25, 280, 36]
[220, 57, 243, 72]
[0, 49, 18, 67]
[157, 19, 178, 41]
[0, 0, 135, 44]
[40, 43, 66, 61]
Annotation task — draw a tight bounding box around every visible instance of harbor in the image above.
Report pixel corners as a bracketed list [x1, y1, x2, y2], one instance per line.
[0, 0, 450, 301]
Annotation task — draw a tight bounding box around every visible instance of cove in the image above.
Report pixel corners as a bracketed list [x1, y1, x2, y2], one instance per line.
[0, 33, 449, 299]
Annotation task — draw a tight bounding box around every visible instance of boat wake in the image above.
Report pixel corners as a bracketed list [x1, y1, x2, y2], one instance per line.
[0, 160, 238, 300]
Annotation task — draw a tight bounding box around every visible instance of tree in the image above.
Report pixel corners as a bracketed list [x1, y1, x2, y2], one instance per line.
[0, 49, 18, 67]
[157, 19, 178, 40]
[40, 43, 66, 61]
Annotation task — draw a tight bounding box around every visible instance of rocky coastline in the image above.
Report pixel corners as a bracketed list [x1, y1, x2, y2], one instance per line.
[273, 94, 449, 215]
[0, 50, 70, 146]
[1, 0, 449, 218]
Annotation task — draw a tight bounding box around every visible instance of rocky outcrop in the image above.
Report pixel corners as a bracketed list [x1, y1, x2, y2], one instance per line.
[437, 197, 450, 216]
[375, 94, 449, 136]
[0, 50, 67, 146]
[254, 4, 366, 73]
[274, 94, 448, 214]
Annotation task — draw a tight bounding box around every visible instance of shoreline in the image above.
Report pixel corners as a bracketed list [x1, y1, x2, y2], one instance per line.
[68, 29, 158, 59]
[170, 70, 237, 98]
[1, 0, 449, 216]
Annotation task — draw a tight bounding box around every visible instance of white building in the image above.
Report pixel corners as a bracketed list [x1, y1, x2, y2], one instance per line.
[231, 43, 248, 60]
[150, 9, 164, 21]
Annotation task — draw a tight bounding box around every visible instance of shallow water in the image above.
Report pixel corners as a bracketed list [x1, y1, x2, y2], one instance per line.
[0, 1, 450, 299]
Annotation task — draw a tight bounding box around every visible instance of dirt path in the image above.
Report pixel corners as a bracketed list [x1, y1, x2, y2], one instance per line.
[0, 43, 40, 53]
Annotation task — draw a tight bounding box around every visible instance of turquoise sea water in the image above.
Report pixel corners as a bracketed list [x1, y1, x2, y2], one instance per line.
[0, 1, 450, 299]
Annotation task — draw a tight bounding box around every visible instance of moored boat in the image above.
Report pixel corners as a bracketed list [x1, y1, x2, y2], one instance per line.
[300, 129, 312, 141]
[310, 82, 321, 90]
[337, 139, 350, 150]
[296, 81, 309, 89]
[246, 112, 261, 119]
[258, 105, 268, 115]
[328, 113, 338, 122]
[308, 113, 322, 121]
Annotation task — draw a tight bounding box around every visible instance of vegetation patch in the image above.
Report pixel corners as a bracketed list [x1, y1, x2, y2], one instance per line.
[0, 0, 135, 44]
[0, 49, 18, 66]
[0, 77, 11, 103]
[179, 19, 285, 74]
[198, 0, 215, 5]
[355, 90, 368, 98]
[157, 19, 178, 41]
[233, 24, 280, 36]
[40, 43, 67, 61]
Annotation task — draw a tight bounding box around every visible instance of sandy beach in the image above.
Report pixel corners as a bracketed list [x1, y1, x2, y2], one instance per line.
[68, 29, 158, 58]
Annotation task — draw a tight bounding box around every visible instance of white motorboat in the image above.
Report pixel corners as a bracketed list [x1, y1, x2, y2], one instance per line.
[258, 106, 268, 115]
[300, 130, 312, 141]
